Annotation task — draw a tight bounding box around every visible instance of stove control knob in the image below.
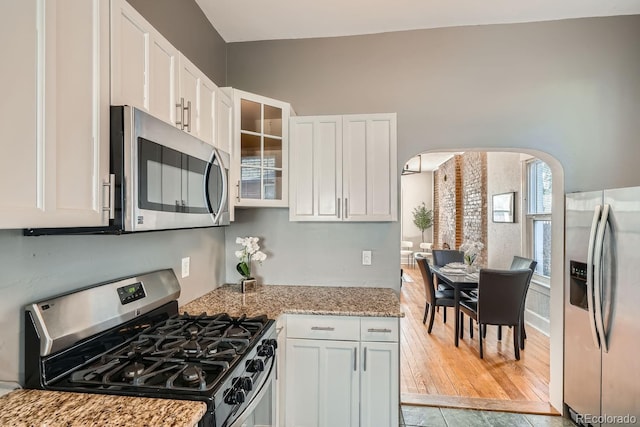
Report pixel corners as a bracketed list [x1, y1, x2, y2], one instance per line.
[224, 388, 246, 405]
[257, 343, 274, 358]
[246, 358, 265, 373]
[233, 376, 253, 392]
[264, 338, 278, 349]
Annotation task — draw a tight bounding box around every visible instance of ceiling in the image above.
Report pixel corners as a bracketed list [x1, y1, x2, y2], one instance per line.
[195, 0, 640, 42]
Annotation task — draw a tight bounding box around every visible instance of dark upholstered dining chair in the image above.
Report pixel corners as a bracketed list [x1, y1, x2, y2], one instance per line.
[431, 250, 464, 267]
[430, 249, 464, 296]
[459, 268, 532, 359]
[416, 257, 457, 333]
[503, 256, 537, 347]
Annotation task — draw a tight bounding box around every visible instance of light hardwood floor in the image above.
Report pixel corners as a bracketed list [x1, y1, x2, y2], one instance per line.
[400, 265, 557, 415]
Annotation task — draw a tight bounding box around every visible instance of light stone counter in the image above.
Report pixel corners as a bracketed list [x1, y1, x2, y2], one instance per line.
[180, 284, 404, 319]
[0, 389, 207, 427]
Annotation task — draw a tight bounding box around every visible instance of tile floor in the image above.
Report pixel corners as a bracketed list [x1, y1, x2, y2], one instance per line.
[401, 405, 577, 427]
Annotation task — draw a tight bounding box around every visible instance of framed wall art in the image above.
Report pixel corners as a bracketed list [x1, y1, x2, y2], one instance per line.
[492, 192, 515, 223]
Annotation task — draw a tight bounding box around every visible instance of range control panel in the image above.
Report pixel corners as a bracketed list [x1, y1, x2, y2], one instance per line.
[117, 281, 146, 305]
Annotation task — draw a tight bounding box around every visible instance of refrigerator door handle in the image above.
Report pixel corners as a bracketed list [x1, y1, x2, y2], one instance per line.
[593, 203, 610, 353]
[586, 205, 602, 349]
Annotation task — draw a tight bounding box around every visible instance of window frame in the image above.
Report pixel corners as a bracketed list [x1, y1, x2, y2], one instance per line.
[523, 159, 552, 287]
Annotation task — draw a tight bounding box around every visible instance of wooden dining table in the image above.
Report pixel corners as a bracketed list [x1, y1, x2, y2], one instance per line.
[430, 264, 479, 347]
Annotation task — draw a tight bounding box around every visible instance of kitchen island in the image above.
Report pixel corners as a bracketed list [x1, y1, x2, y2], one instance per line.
[0, 389, 206, 427]
[180, 284, 403, 318]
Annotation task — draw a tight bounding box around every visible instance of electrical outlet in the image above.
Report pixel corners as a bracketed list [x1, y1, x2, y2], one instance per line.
[362, 250, 372, 265]
[181, 257, 190, 278]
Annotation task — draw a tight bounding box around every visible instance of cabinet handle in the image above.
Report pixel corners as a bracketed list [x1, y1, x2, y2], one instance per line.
[102, 174, 115, 220]
[363, 347, 367, 372]
[337, 198, 341, 218]
[367, 328, 392, 333]
[276, 326, 284, 336]
[236, 181, 241, 202]
[185, 100, 192, 132]
[345, 198, 349, 218]
[310, 326, 335, 331]
[176, 98, 185, 130]
[354, 347, 358, 371]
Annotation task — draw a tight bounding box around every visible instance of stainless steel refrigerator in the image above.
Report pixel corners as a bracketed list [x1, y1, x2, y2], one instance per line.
[565, 187, 640, 426]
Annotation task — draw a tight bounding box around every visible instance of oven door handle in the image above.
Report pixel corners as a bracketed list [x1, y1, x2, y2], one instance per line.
[227, 371, 274, 427]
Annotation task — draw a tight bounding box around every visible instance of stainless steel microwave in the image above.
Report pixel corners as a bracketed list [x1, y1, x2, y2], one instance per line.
[26, 106, 229, 235]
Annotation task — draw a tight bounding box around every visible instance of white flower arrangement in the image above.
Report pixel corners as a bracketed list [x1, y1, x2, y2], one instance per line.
[459, 240, 484, 265]
[235, 237, 267, 279]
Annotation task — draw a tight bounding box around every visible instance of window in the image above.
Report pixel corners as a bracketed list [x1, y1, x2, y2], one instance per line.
[526, 159, 552, 284]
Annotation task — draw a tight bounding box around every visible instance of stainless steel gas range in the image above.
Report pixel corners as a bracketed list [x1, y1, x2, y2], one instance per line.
[24, 269, 276, 427]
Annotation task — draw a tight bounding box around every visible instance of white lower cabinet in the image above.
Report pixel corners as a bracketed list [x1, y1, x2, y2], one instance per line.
[284, 315, 399, 427]
[360, 341, 399, 427]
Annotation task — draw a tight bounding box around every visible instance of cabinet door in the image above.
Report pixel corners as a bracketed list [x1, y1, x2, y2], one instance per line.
[342, 114, 398, 222]
[48, 0, 111, 227]
[178, 54, 199, 136]
[0, 0, 110, 228]
[198, 76, 217, 146]
[289, 116, 343, 221]
[360, 342, 399, 427]
[216, 89, 233, 154]
[111, 0, 148, 110]
[285, 339, 359, 427]
[0, 0, 41, 227]
[231, 89, 290, 208]
[148, 29, 179, 126]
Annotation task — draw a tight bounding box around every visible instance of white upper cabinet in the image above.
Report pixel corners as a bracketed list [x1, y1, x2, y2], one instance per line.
[177, 53, 218, 146]
[289, 116, 343, 221]
[216, 89, 233, 155]
[228, 89, 291, 209]
[111, 0, 217, 146]
[0, 0, 110, 229]
[110, 0, 149, 110]
[148, 31, 179, 126]
[342, 114, 397, 221]
[289, 113, 398, 222]
[112, 0, 180, 127]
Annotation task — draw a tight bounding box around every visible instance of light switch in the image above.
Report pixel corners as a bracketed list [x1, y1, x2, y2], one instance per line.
[181, 257, 190, 278]
[362, 250, 372, 265]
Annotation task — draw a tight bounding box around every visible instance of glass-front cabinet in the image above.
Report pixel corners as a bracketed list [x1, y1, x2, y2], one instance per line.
[227, 89, 291, 214]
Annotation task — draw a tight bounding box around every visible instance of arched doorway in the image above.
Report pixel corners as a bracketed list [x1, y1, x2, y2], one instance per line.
[398, 149, 564, 413]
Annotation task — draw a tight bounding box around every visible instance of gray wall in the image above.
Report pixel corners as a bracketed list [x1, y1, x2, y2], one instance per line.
[225, 209, 397, 287]
[126, 0, 227, 85]
[486, 152, 522, 269]
[0, 0, 229, 385]
[401, 171, 434, 246]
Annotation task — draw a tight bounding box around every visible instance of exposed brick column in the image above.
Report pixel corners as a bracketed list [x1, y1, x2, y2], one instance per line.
[433, 152, 488, 264]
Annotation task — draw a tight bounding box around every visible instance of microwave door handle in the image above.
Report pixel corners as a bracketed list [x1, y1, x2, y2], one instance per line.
[205, 148, 227, 225]
[593, 204, 610, 353]
[586, 205, 602, 350]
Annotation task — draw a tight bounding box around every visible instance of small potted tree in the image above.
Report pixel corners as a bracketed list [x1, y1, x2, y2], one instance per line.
[412, 202, 433, 243]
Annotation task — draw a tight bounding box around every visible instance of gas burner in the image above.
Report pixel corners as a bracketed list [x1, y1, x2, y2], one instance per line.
[182, 365, 204, 384]
[123, 362, 145, 379]
[183, 336, 201, 355]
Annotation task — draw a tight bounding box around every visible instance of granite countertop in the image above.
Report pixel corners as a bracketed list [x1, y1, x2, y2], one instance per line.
[180, 284, 404, 319]
[0, 389, 207, 427]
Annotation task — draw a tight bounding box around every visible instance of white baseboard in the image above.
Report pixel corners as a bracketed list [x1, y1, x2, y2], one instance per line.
[525, 309, 550, 336]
